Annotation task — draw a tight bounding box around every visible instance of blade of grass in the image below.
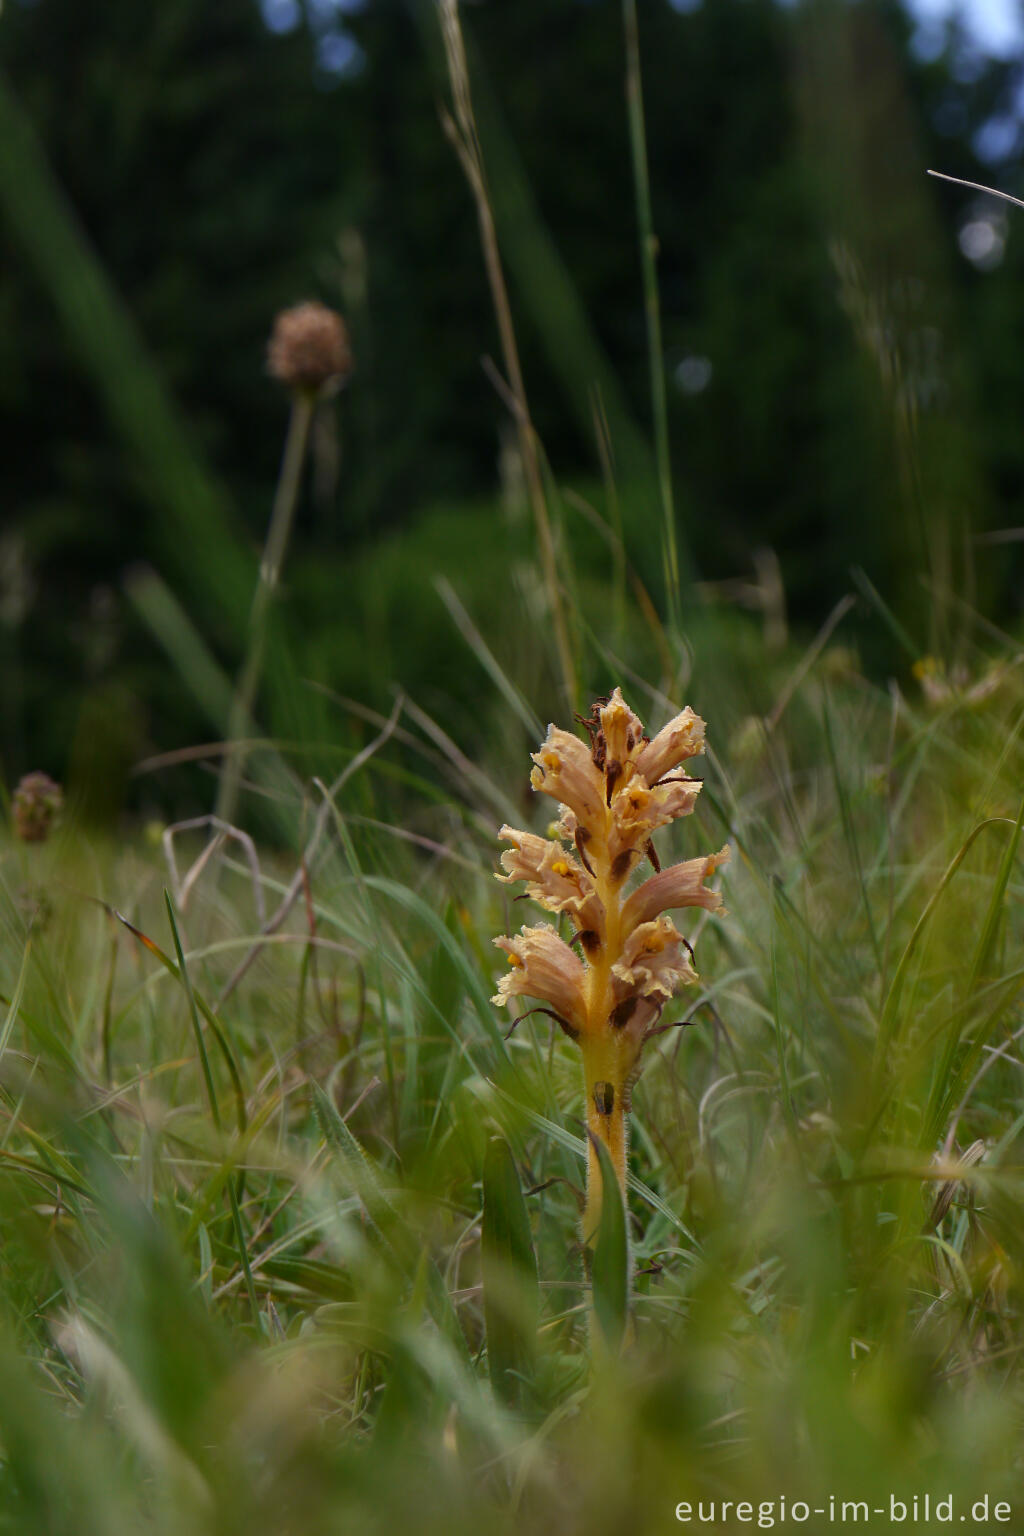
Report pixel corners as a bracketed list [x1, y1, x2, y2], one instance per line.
[0, 70, 249, 630]
[850, 566, 919, 659]
[164, 893, 260, 1326]
[588, 1131, 629, 1355]
[433, 577, 544, 740]
[0, 939, 31, 1066]
[822, 695, 883, 976]
[436, 0, 576, 708]
[488, 1081, 699, 1249]
[482, 1135, 539, 1407]
[111, 904, 248, 1135]
[217, 391, 316, 832]
[925, 796, 1024, 1142]
[623, 0, 679, 628]
[967, 793, 1024, 994]
[874, 816, 1018, 1066]
[311, 1080, 469, 1359]
[769, 889, 803, 1164]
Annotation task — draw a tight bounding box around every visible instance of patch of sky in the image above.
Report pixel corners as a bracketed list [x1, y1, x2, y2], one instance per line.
[262, 0, 301, 35]
[909, 19, 948, 60]
[960, 203, 1008, 267]
[905, 0, 1023, 58]
[673, 0, 1024, 52]
[261, 0, 367, 35]
[260, 0, 366, 81]
[308, 0, 368, 18]
[315, 29, 365, 81]
[973, 113, 1020, 162]
[674, 355, 713, 395]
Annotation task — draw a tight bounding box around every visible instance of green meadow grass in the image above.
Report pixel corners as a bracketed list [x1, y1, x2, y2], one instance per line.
[1, 609, 1022, 1535]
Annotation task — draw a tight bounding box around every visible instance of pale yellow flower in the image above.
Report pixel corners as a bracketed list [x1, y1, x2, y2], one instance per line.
[491, 924, 587, 1037]
[496, 826, 604, 938]
[621, 846, 730, 931]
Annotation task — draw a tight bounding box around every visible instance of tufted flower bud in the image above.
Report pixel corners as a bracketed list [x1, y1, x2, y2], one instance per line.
[12, 772, 63, 844]
[494, 688, 728, 1253]
[266, 302, 353, 395]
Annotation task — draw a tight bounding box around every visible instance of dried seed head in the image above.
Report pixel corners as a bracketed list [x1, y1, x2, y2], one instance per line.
[12, 772, 63, 844]
[267, 302, 352, 394]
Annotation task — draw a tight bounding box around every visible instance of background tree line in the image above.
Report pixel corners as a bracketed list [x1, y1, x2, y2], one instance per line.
[1, 0, 1022, 812]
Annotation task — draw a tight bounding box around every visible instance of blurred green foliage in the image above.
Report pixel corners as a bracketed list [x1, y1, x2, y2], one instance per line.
[1, 0, 1024, 805]
[0, 621, 1022, 1531]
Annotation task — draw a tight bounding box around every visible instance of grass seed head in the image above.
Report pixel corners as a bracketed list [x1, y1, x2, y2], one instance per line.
[12, 771, 63, 844]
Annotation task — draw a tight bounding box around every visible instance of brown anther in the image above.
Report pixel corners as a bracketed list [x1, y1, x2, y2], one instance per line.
[609, 997, 638, 1030]
[610, 849, 634, 883]
[574, 827, 595, 877]
[645, 838, 661, 873]
[593, 1081, 615, 1116]
[605, 759, 622, 806]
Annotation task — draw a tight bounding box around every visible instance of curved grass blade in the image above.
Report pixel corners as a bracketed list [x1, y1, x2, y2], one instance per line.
[311, 1080, 470, 1360]
[0, 939, 31, 1066]
[481, 1136, 539, 1408]
[164, 893, 260, 1326]
[588, 1132, 629, 1355]
[111, 903, 248, 1135]
[875, 816, 1019, 1066]
[488, 1080, 699, 1249]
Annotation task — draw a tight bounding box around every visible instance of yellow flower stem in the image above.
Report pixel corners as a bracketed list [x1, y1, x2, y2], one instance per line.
[580, 1032, 632, 1249]
[580, 852, 633, 1249]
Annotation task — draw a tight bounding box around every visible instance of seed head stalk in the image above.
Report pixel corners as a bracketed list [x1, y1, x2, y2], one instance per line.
[493, 689, 728, 1291]
[216, 390, 314, 830]
[438, 0, 576, 709]
[217, 303, 352, 832]
[623, 0, 680, 632]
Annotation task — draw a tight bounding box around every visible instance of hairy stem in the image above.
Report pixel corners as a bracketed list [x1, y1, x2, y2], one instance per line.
[580, 1034, 632, 1249]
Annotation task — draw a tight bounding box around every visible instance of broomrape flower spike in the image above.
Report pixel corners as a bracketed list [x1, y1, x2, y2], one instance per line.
[493, 688, 728, 1257]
